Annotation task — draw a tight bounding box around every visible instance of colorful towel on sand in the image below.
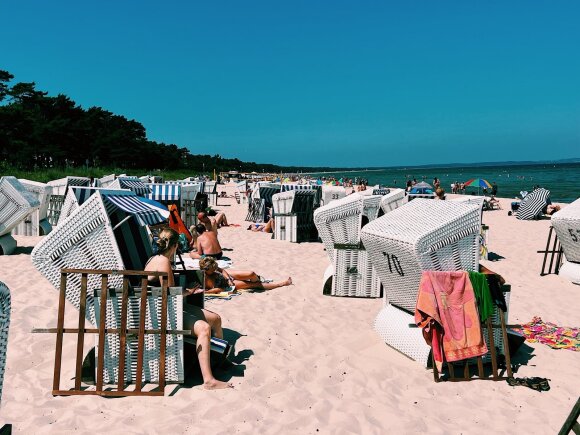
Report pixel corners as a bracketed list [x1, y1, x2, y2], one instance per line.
[514, 317, 580, 351]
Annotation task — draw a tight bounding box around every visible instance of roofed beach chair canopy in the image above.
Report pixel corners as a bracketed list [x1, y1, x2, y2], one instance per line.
[320, 185, 347, 206]
[31, 191, 185, 385]
[0, 176, 41, 254]
[314, 193, 382, 297]
[109, 176, 151, 197]
[551, 198, 580, 284]
[379, 188, 406, 214]
[46, 176, 91, 226]
[11, 179, 53, 236]
[361, 199, 511, 365]
[272, 190, 318, 242]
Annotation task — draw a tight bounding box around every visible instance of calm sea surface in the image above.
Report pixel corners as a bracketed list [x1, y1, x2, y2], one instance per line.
[309, 163, 580, 203]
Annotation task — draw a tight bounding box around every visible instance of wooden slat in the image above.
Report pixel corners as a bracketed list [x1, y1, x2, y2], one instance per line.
[486, 318, 499, 380]
[158, 279, 168, 393]
[477, 356, 485, 379]
[52, 272, 68, 393]
[95, 274, 109, 393]
[34, 328, 193, 335]
[498, 310, 513, 378]
[134, 277, 148, 392]
[558, 397, 580, 435]
[74, 273, 88, 390]
[117, 278, 130, 391]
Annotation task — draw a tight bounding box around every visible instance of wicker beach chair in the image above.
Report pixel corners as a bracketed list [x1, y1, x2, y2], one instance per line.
[0, 282, 10, 404]
[551, 198, 580, 284]
[0, 177, 41, 255]
[361, 199, 509, 365]
[109, 176, 151, 197]
[321, 185, 347, 206]
[281, 184, 322, 208]
[272, 190, 317, 242]
[31, 190, 189, 384]
[379, 188, 406, 214]
[95, 173, 117, 188]
[46, 176, 91, 226]
[314, 193, 381, 297]
[11, 179, 53, 236]
[203, 181, 218, 206]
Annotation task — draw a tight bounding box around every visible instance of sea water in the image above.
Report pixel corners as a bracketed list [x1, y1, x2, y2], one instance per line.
[309, 162, 580, 203]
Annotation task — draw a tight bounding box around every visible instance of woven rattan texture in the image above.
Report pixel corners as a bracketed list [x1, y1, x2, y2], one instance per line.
[32, 194, 125, 325]
[361, 199, 481, 312]
[314, 194, 364, 263]
[0, 282, 10, 403]
[551, 198, 580, 263]
[0, 177, 40, 237]
[332, 248, 381, 297]
[95, 288, 184, 384]
[379, 189, 406, 214]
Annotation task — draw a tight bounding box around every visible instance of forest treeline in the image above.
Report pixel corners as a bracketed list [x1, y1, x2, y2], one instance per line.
[0, 70, 344, 174]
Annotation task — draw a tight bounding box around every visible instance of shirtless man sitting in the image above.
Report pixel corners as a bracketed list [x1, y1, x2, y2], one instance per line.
[197, 211, 229, 233]
[190, 224, 223, 260]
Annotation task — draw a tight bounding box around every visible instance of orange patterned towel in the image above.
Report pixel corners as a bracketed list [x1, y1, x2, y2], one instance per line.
[415, 271, 488, 370]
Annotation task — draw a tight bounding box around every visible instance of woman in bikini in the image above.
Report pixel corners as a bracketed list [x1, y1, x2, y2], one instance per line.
[199, 256, 292, 294]
[144, 228, 233, 390]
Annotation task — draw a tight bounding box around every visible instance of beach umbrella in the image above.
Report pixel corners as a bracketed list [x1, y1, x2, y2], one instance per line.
[464, 178, 492, 194]
[516, 188, 551, 220]
[415, 181, 433, 189]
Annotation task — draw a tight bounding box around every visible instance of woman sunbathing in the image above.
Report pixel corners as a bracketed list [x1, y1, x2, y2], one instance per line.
[145, 228, 233, 390]
[199, 256, 292, 293]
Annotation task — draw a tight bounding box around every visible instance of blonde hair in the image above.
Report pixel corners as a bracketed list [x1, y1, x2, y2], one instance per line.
[155, 227, 179, 254]
[199, 256, 218, 271]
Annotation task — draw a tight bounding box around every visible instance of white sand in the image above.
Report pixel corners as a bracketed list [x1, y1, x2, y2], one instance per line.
[0, 193, 578, 434]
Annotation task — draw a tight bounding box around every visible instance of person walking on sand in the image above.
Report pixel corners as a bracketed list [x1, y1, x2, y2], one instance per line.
[145, 228, 233, 390]
[199, 257, 293, 293]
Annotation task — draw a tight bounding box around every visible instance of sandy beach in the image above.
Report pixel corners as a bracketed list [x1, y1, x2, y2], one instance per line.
[0, 193, 578, 434]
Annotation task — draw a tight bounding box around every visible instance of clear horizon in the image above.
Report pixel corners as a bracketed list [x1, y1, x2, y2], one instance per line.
[2, 1, 579, 167]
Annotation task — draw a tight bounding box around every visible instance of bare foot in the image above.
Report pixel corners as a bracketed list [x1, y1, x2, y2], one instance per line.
[204, 379, 234, 390]
[286, 277, 293, 286]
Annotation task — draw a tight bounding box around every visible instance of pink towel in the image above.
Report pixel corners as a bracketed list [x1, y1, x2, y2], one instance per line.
[415, 271, 488, 370]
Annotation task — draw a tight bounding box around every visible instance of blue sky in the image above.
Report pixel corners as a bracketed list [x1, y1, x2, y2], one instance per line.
[2, 1, 579, 167]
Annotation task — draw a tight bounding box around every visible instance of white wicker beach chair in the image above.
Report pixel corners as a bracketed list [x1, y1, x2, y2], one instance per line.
[379, 189, 406, 214]
[551, 198, 580, 284]
[46, 176, 91, 226]
[361, 199, 511, 365]
[109, 176, 151, 197]
[272, 190, 317, 242]
[31, 190, 184, 383]
[314, 193, 381, 297]
[0, 281, 10, 403]
[0, 177, 41, 254]
[95, 173, 117, 188]
[321, 186, 347, 206]
[362, 195, 383, 223]
[204, 181, 218, 206]
[94, 284, 184, 384]
[11, 179, 53, 236]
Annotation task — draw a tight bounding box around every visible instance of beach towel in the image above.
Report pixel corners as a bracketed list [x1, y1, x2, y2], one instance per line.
[415, 271, 488, 371]
[514, 317, 580, 351]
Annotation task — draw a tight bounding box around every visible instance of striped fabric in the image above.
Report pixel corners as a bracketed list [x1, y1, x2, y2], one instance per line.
[0, 281, 10, 404]
[117, 178, 151, 197]
[281, 184, 315, 192]
[148, 184, 181, 201]
[373, 188, 390, 196]
[72, 187, 101, 206]
[517, 188, 550, 220]
[103, 194, 168, 226]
